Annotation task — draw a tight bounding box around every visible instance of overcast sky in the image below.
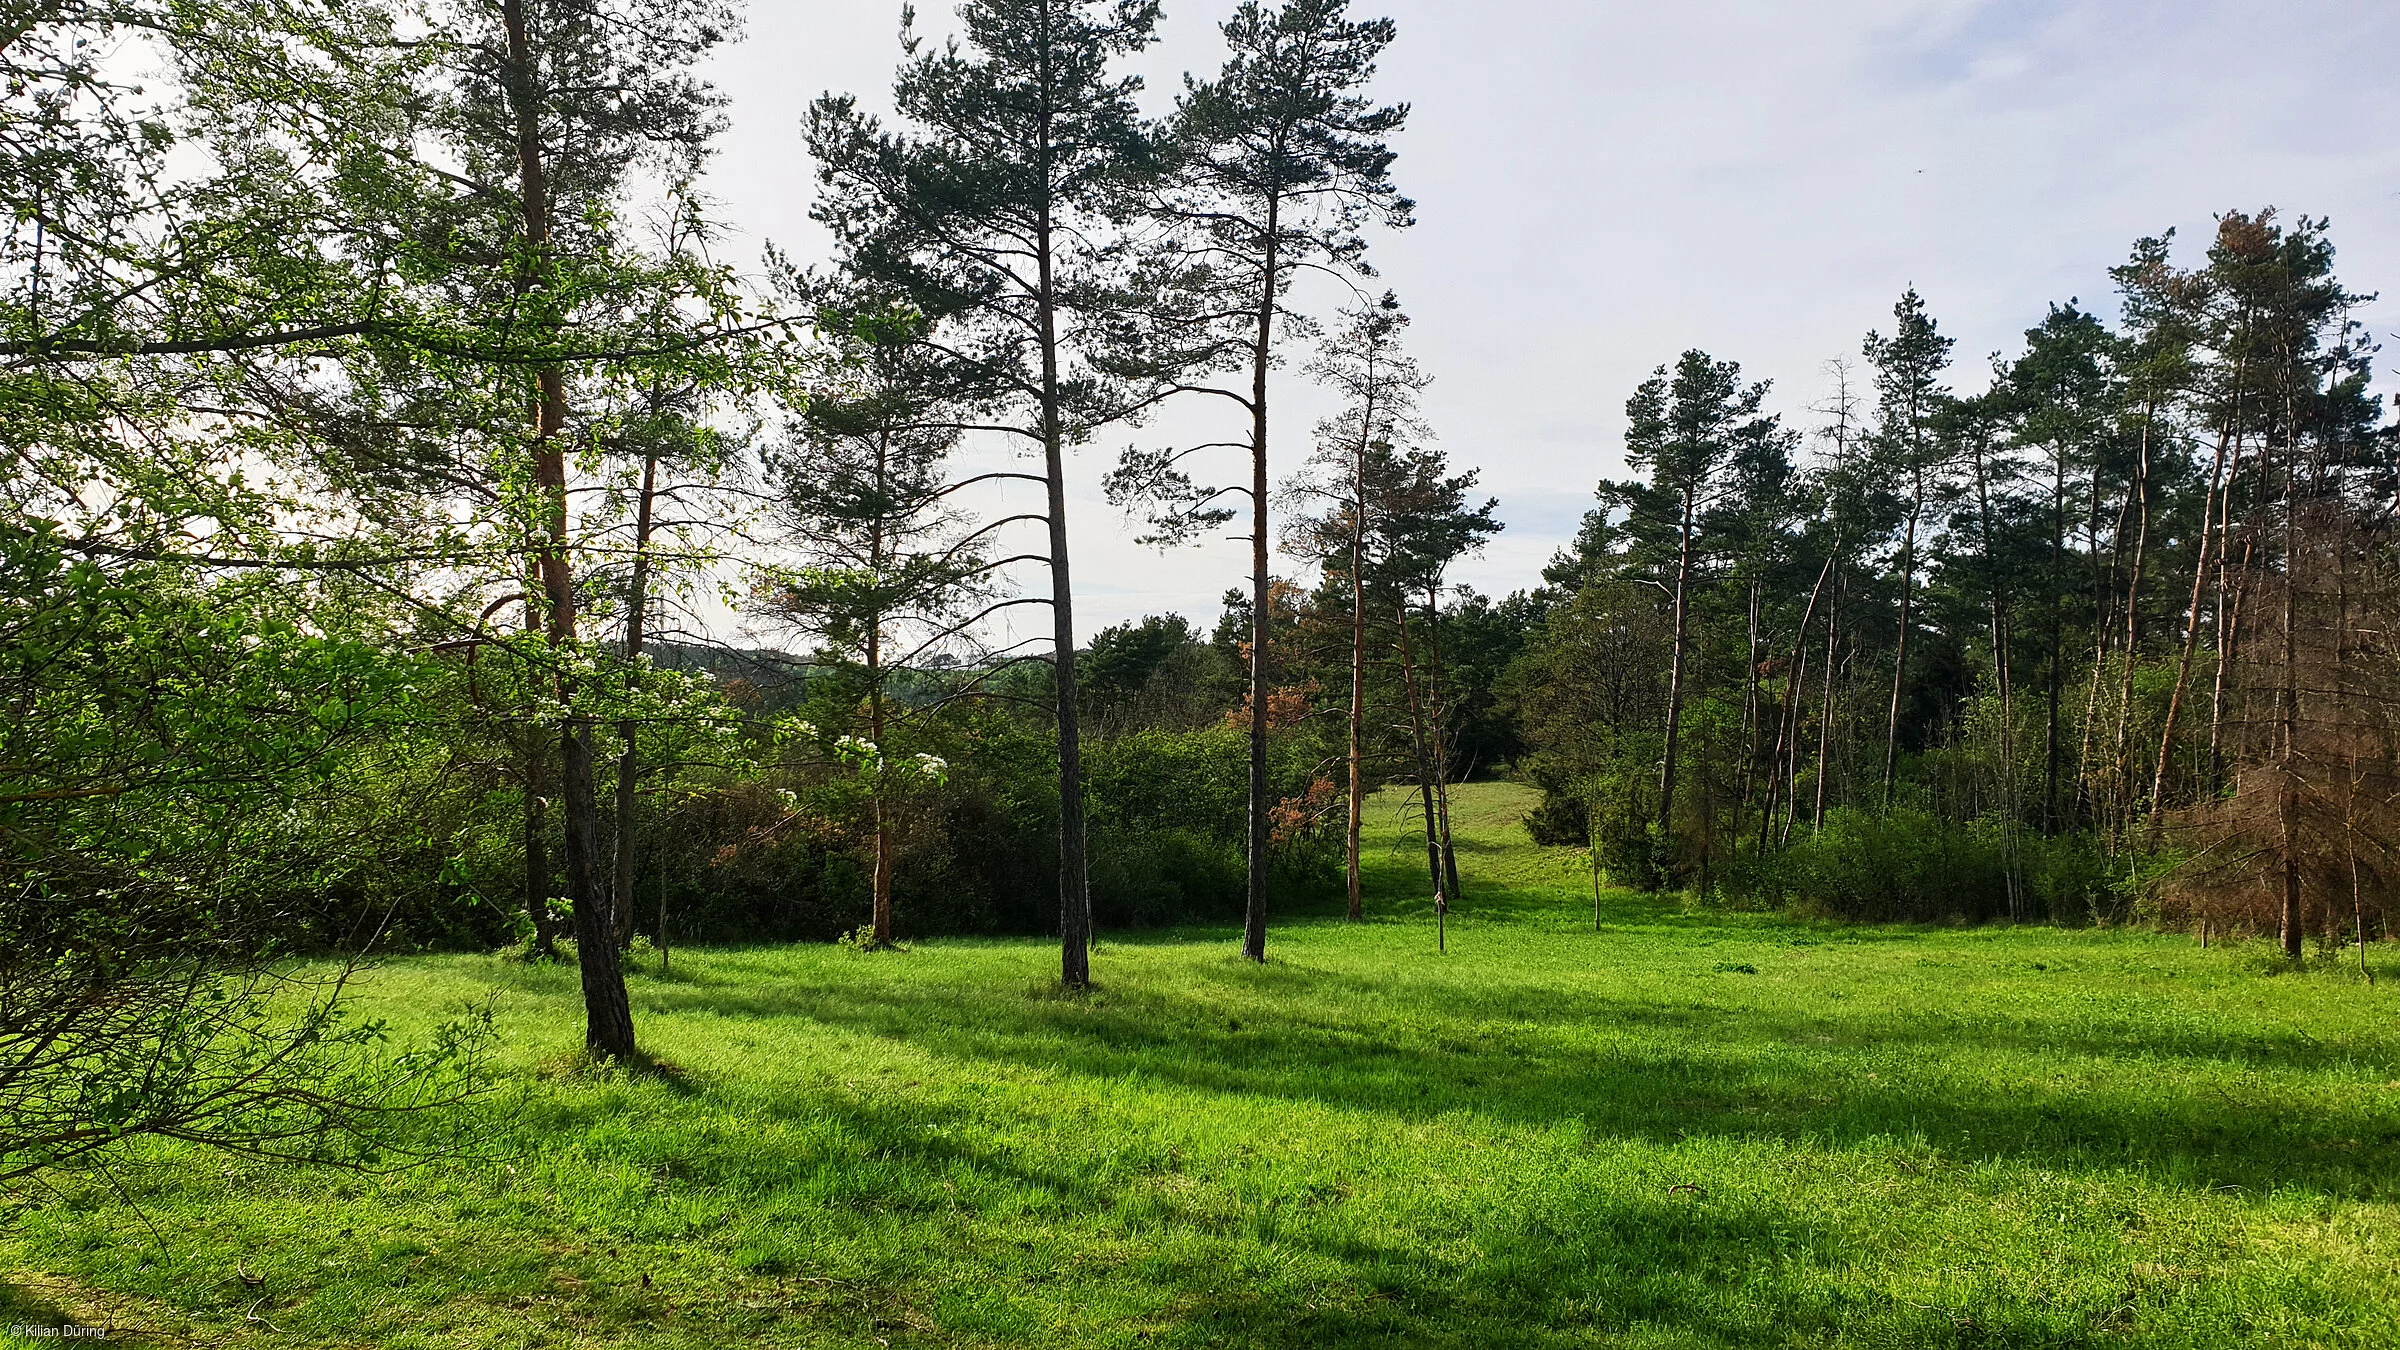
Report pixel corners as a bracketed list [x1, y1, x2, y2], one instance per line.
[700, 0, 2400, 641]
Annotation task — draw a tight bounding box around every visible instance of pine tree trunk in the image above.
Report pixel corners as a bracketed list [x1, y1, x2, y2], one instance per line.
[2335, 448, 2371, 985]
[1659, 498, 1697, 845]
[610, 450, 659, 946]
[870, 634, 894, 948]
[1812, 569, 1842, 834]
[1971, 433, 2021, 917]
[1396, 596, 1442, 897]
[1340, 343, 1385, 924]
[2072, 469, 2126, 830]
[1774, 641, 1806, 850]
[505, 0, 631, 1058]
[1036, 254, 1091, 989]
[866, 430, 896, 949]
[1346, 475, 1366, 922]
[560, 706, 630, 1055]
[1424, 584, 1462, 908]
[1759, 649, 1790, 856]
[2147, 423, 2237, 843]
[535, 371, 628, 1055]
[1768, 551, 1836, 853]
[1242, 221, 1279, 965]
[1884, 502, 1919, 810]
[2277, 392, 2303, 961]
[1021, 71, 1092, 987]
[2206, 436, 2256, 790]
[1738, 579, 1761, 847]
[1590, 825, 1603, 929]
[2043, 457, 2067, 830]
[2211, 534, 2258, 788]
[2108, 404, 2155, 846]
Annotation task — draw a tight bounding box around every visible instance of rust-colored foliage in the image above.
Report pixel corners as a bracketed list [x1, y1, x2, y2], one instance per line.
[2161, 503, 2399, 950]
[1269, 775, 1343, 850]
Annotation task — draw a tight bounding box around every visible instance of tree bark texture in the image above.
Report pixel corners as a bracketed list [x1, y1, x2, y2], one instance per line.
[1396, 596, 1443, 898]
[1033, 175, 1091, 988]
[1659, 494, 1697, 845]
[1242, 219, 1279, 965]
[610, 450, 659, 945]
[505, 0, 632, 1057]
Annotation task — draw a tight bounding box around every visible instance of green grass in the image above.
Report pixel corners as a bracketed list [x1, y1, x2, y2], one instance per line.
[8, 781, 2400, 1347]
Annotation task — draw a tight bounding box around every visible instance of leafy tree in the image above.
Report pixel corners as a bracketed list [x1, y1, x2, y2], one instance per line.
[1378, 446, 1499, 908]
[2100, 233, 2200, 839]
[2165, 227, 2390, 956]
[24, 0, 756, 1057]
[1708, 383, 1805, 856]
[426, 0, 744, 1057]
[1990, 302, 2115, 829]
[1940, 386, 2028, 911]
[1429, 589, 1539, 779]
[1080, 614, 1229, 732]
[0, 538, 499, 1181]
[1514, 578, 1673, 900]
[1798, 358, 1890, 828]
[749, 299, 995, 947]
[2150, 211, 2374, 839]
[597, 200, 755, 949]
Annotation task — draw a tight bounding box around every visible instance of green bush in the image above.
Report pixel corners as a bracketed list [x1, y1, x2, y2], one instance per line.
[1088, 827, 1248, 928]
[1520, 770, 1662, 891]
[629, 722, 1340, 945]
[1083, 726, 1340, 925]
[1722, 808, 2118, 924]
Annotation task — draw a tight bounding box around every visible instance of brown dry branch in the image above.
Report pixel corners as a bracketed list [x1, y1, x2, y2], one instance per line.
[2158, 496, 2400, 958]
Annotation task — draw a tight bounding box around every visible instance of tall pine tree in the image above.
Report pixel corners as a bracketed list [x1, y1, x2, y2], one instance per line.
[808, 0, 1166, 987]
[1161, 0, 1409, 962]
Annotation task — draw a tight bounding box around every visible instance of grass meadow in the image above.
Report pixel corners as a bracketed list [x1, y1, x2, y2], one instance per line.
[5, 783, 2397, 1347]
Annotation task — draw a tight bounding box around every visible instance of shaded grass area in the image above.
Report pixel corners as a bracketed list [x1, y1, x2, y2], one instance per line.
[7, 783, 2399, 1347]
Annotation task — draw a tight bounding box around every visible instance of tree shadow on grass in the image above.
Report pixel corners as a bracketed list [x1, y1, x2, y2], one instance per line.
[623, 950, 2400, 1202]
[516, 1074, 2246, 1350]
[0, 1280, 79, 1331]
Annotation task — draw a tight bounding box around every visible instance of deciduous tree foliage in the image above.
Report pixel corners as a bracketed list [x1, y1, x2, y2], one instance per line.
[6, 0, 761, 1066]
[748, 296, 993, 948]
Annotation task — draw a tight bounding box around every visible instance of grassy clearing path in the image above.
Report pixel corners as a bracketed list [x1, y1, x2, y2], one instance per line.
[7, 783, 2399, 1347]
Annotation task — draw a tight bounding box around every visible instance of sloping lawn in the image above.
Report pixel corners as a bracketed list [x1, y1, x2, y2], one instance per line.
[7, 783, 2397, 1347]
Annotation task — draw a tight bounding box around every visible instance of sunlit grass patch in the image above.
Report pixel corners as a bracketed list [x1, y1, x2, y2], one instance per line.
[6, 783, 2395, 1347]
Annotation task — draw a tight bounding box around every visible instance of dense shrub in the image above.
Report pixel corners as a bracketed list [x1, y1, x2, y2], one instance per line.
[1084, 727, 1340, 925]
[613, 723, 1339, 946]
[1720, 808, 2120, 924]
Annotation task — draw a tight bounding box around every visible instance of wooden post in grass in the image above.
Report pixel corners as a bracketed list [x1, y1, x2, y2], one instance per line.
[1591, 843, 1603, 930]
